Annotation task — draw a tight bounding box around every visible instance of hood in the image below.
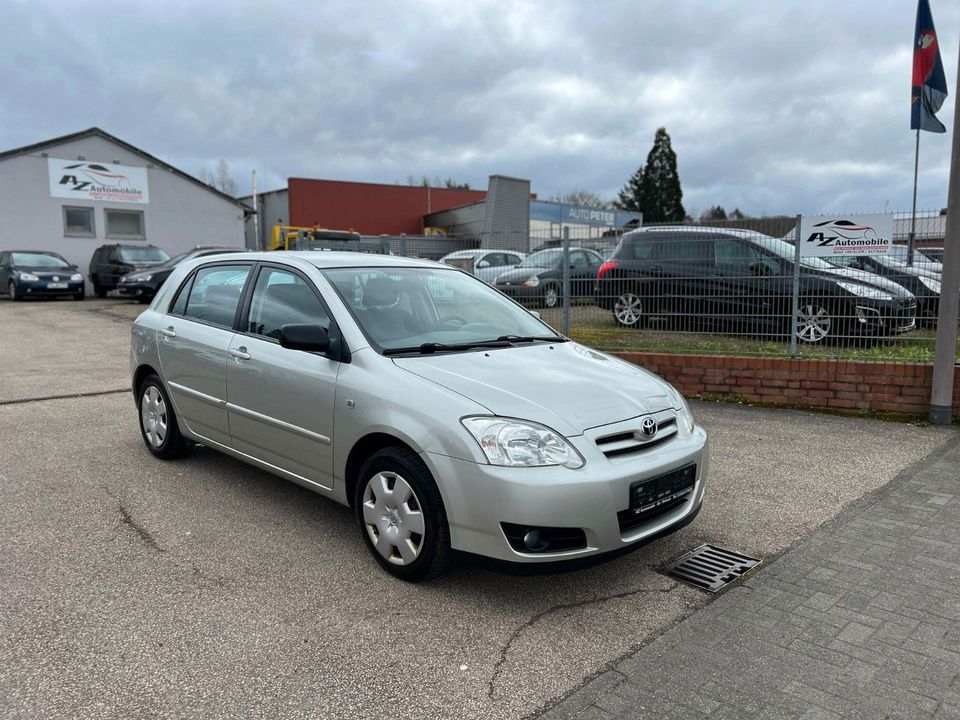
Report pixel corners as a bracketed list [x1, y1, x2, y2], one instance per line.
[814, 266, 913, 299]
[16, 265, 77, 274]
[392, 342, 673, 436]
[495, 266, 551, 284]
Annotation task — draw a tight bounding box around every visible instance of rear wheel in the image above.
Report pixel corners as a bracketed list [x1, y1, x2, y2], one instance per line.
[542, 283, 560, 308]
[355, 446, 451, 581]
[613, 291, 645, 328]
[138, 375, 189, 459]
[795, 301, 833, 344]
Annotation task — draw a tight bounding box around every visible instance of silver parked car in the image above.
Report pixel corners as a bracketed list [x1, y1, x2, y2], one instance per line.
[130, 252, 708, 580]
[439, 249, 526, 283]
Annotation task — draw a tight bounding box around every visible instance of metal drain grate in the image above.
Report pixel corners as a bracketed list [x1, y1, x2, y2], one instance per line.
[663, 544, 761, 592]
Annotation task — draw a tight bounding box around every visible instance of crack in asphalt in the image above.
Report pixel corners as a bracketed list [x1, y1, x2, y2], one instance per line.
[0, 388, 128, 406]
[103, 486, 164, 552]
[486, 581, 679, 700]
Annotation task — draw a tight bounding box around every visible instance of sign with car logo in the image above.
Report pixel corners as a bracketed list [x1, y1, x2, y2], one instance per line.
[798, 213, 894, 257]
[48, 158, 149, 204]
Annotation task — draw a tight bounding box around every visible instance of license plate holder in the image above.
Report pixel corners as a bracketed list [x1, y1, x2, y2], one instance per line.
[47, 282, 68, 289]
[628, 465, 696, 516]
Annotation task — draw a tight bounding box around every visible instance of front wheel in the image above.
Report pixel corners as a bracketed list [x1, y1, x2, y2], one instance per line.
[8, 281, 20, 302]
[542, 283, 560, 308]
[93, 281, 107, 298]
[138, 375, 189, 459]
[795, 301, 833, 344]
[355, 446, 451, 581]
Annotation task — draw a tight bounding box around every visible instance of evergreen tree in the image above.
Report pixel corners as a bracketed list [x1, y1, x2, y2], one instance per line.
[701, 205, 727, 221]
[617, 127, 685, 222]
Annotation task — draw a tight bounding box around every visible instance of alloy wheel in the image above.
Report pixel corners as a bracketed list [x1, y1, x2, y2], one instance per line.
[140, 385, 168, 448]
[543, 286, 559, 308]
[361, 471, 426, 566]
[796, 303, 832, 343]
[614, 292, 643, 326]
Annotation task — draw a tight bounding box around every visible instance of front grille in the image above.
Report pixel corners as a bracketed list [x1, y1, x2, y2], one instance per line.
[595, 409, 677, 459]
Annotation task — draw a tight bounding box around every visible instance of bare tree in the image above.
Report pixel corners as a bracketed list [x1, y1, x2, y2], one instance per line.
[198, 159, 238, 196]
[550, 189, 614, 208]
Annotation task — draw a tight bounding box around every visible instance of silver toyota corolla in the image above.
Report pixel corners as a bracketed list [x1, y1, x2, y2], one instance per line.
[130, 252, 708, 580]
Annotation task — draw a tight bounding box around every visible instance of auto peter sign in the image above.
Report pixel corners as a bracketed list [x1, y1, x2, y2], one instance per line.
[798, 213, 893, 257]
[48, 158, 149, 204]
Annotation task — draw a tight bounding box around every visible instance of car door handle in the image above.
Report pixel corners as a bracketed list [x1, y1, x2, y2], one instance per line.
[229, 347, 251, 360]
[160, 327, 176, 338]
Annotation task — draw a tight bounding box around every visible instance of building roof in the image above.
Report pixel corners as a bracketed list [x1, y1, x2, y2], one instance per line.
[0, 127, 252, 213]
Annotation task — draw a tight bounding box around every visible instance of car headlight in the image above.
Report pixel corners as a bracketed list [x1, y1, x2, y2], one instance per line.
[522, 275, 540, 288]
[919, 276, 941, 294]
[70, 273, 83, 282]
[136, 274, 152, 282]
[461, 416, 584, 469]
[18, 272, 39, 281]
[667, 385, 695, 434]
[836, 281, 893, 301]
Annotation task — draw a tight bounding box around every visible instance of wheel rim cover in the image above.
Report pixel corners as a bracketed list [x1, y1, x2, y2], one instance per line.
[615, 293, 642, 324]
[362, 471, 426, 566]
[140, 386, 167, 447]
[797, 304, 831, 342]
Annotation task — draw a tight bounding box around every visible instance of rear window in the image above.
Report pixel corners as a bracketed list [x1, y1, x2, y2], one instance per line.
[119, 247, 169, 263]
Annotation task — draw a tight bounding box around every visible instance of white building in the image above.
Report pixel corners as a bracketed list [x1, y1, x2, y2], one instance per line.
[0, 127, 250, 290]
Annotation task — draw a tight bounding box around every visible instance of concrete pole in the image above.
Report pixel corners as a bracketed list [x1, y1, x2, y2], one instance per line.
[929, 42, 960, 425]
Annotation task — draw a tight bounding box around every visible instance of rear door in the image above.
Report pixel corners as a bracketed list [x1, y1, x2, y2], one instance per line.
[157, 263, 253, 447]
[226, 264, 339, 488]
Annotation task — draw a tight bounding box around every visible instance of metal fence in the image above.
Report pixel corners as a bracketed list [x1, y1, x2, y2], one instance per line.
[357, 210, 953, 362]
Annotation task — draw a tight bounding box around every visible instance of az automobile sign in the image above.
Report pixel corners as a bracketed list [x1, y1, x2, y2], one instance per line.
[48, 158, 149, 204]
[798, 213, 893, 257]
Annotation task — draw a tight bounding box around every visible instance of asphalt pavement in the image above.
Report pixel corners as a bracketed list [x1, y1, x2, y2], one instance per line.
[0, 297, 956, 719]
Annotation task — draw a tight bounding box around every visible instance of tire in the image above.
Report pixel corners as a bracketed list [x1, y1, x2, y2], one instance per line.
[542, 283, 560, 309]
[355, 446, 452, 581]
[74, 291, 85, 301]
[613, 290, 645, 328]
[93, 281, 107, 298]
[795, 300, 833, 344]
[8, 281, 20, 302]
[137, 374, 189, 459]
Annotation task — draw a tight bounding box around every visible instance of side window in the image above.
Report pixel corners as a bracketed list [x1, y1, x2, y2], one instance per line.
[506, 253, 523, 266]
[658, 240, 711, 264]
[714, 238, 761, 273]
[630, 240, 657, 260]
[247, 267, 331, 340]
[170, 273, 195, 315]
[183, 264, 251, 328]
[570, 251, 588, 268]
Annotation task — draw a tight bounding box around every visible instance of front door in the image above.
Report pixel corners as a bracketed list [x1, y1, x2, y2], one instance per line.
[157, 263, 253, 447]
[226, 265, 339, 489]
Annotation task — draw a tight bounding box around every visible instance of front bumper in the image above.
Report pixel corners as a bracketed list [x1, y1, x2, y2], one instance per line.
[117, 281, 158, 299]
[422, 422, 708, 564]
[848, 297, 917, 335]
[16, 280, 84, 297]
[495, 283, 541, 302]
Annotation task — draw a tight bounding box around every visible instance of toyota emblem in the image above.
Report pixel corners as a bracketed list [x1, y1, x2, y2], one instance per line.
[640, 416, 657, 438]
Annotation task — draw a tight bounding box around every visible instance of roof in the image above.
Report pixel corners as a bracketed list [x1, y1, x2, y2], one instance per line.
[626, 225, 773, 241]
[0, 127, 252, 213]
[209, 250, 446, 270]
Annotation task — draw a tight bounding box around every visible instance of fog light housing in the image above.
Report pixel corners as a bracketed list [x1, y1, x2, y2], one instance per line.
[501, 522, 587, 554]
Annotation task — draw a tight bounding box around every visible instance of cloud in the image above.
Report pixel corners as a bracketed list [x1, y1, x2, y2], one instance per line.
[1, 0, 955, 215]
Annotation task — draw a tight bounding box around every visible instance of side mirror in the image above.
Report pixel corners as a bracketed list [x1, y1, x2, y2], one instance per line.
[749, 261, 773, 277]
[529, 310, 541, 319]
[279, 324, 330, 353]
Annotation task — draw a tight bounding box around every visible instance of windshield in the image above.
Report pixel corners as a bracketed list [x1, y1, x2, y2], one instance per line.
[323, 266, 562, 352]
[11, 252, 70, 268]
[747, 235, 835, 270]
[519, 249, 562, 268]
[153, 250, 192, 269]
[119, 247, 169, 263]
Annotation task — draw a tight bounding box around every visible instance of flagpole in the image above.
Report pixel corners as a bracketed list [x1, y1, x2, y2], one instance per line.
[908, 128, 920, 266]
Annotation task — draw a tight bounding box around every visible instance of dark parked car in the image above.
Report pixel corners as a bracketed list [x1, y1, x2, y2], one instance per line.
[495, 248, 604, 308]
[117, 246, 246, 302]
[0, 250, 85, 301]
[595, 228, 917, 344]
[89, 244, 169, 298]
[825, 253, 941, 325]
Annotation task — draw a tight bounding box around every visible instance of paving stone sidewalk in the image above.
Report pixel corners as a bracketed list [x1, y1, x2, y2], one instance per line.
[538, 436, 960, 720]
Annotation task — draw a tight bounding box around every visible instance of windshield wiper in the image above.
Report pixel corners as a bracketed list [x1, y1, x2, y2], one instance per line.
[496, 334, 569, 343]
[383, 340, 513, 356]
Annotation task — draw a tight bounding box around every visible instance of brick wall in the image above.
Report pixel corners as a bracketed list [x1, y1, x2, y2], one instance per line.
[612, 353, 960, 417]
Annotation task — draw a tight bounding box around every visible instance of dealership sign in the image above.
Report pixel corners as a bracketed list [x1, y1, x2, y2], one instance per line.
[48, 158, 149, 204]
[798, 213, 893, 256]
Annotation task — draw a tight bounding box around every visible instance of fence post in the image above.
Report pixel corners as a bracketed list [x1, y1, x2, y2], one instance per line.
[790, 214, 802, 356]
[399, 233, 407, 257]
[562, 226, 571, 337]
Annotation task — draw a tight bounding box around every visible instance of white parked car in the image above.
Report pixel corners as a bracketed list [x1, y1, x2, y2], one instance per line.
[439, 249, 526, 283]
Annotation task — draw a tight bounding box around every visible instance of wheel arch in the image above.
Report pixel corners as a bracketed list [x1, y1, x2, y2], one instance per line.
[344, 432, 422, 510]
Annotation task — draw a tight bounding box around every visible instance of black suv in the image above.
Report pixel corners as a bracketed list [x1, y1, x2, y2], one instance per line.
[88, 244, 169, 298]
[595, 228, 917, 343]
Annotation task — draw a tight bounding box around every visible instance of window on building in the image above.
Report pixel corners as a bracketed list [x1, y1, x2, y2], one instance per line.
[105, 209, 145, 239]
[63, 206, 95, 237]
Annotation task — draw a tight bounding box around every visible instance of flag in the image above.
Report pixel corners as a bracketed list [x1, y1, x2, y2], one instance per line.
[911, 0, 948, 133]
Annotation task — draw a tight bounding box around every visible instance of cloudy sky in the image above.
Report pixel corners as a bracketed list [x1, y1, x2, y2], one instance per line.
[2, 0, 957, 217]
